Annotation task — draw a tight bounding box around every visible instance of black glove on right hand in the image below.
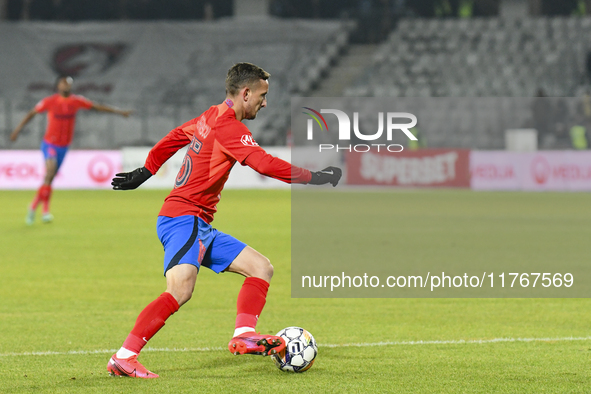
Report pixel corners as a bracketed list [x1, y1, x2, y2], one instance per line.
[309, 166, 342, 187]
[111, 166, 152, 190]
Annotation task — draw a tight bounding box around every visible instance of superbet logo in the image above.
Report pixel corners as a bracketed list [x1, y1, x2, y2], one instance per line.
[303, 107, 417, 153]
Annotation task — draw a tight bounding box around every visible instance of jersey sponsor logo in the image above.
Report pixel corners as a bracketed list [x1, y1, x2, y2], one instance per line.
[240, 134, 258, 147]
[196, 116, 211, 139]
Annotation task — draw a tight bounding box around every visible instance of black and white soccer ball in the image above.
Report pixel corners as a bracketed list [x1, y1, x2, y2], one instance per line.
[271, 326, 318, 372]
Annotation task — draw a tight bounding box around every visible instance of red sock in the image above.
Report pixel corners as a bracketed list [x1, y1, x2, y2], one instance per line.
[41, 185, 52, 214]
[235, 277, 270, 331]
[121, 292, 179, 355]
[30, 185, 50, 211]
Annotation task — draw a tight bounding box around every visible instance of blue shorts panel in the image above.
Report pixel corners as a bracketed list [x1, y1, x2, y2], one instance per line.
[202, 231, 247, 274]
[41, 141, 69, 171]
[156, 215, 247, 275]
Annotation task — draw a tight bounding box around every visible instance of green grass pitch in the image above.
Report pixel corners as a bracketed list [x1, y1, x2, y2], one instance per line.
[0, 189, 590, 393]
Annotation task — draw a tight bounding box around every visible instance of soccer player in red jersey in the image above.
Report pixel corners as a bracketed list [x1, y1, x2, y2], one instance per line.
[107, 63, 341, 379]
[10, 76, 132, 225]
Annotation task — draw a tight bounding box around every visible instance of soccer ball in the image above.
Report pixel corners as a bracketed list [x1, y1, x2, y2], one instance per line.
[271, 327, 318, 372]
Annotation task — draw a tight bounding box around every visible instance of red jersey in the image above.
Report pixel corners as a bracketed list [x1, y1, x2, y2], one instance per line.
[144, 102, 312, 223]
[35, 94, 94, 147]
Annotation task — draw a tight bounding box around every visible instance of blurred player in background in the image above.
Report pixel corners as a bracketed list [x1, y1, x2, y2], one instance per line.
[10, 76, 132, 225]
[107, 62, 341, 379]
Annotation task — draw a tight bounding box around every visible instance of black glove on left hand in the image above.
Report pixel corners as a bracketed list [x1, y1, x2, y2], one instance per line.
[309, 166, 342, 187]
[111, 166, 152, 190]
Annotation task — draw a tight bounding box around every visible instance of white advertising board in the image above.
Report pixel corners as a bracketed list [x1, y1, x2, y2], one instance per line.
[0, 150, 121, 189]
[470, 151, 591, 191]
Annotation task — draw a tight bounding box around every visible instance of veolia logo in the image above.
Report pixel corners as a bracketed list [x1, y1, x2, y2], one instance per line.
[531, 156, 551, 185]
[87, 155, 114, 183]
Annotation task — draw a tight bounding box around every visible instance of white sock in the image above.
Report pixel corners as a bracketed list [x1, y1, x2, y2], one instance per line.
[116, 347, 137, 359]
[233, 327, 255, 337]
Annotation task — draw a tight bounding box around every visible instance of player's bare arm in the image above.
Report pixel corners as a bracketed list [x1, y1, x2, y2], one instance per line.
[91, 103, 133, 117]
[10, 108, 38, 141]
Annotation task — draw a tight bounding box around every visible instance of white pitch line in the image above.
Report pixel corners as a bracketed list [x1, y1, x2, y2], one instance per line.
[1, 336, 590, 357]
[0, 347, 224, 357]
[320, 336, 591, 348]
